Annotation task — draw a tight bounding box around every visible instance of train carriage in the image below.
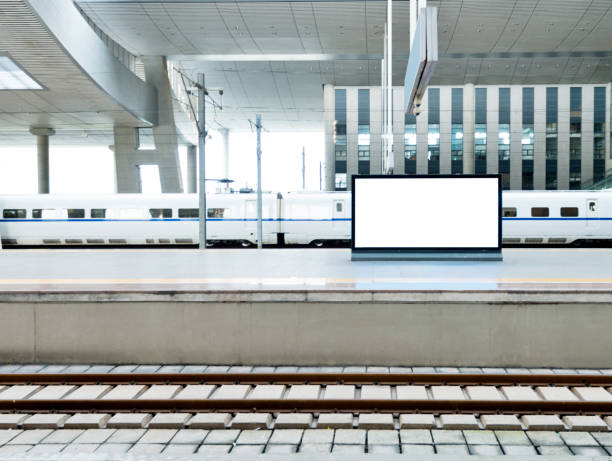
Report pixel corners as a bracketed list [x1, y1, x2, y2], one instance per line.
[1, 189, 611, 247]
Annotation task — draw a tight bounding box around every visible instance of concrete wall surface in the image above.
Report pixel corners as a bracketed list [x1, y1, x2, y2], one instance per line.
[0, 295, 610, 367]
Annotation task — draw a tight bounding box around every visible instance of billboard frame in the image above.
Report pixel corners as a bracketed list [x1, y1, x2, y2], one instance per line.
[351, 174, 503, 261]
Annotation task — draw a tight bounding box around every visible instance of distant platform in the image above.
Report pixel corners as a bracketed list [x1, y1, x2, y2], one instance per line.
[0, 248, 611, 367]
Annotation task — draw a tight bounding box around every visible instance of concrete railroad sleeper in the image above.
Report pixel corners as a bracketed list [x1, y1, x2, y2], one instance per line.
[2, 398, 612, 415]
[1, 372, 611, 386]
[1, 372, 612, 415]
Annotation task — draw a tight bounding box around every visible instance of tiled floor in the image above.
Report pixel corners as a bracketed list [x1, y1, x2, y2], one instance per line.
[0, 428, 611, 456]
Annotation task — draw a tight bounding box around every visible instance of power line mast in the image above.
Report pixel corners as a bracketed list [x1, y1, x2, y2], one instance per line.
[255, 114, 263, 250]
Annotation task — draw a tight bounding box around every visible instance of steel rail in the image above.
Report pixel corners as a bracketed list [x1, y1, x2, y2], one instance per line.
[0, 373, 611, 386]
[1, 399, 612, 415]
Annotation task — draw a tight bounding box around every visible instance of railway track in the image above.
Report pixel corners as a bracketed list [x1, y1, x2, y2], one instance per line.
[1, 372, 612, 416]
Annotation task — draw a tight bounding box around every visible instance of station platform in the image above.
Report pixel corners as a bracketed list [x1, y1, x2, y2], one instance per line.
[0, 248, 611, 367]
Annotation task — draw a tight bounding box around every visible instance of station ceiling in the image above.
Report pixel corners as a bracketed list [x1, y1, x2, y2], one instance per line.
[77, 0, 612, 130]
[2, 0, 612, 139]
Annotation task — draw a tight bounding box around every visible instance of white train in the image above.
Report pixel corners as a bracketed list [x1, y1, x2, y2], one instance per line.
[0, 190, 610, 247]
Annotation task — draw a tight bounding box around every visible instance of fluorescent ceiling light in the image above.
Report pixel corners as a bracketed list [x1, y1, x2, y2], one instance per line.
[0, 56, 43, 90]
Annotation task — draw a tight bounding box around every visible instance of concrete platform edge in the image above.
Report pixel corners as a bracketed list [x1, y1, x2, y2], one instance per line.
[1, 298, 611, 367]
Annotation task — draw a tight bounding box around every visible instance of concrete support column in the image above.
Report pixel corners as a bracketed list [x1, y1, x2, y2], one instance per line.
[463, 83, 475, 174]
[416, 89, 428, 174]
[30, 127, 55, 194]
[439, 87, 451, 174]
[392, 86, 405, 174]
[582, 85, 594, 187]
[323, 84, 335, 190]
[186, 144, 197, 193]
[370, 87, 383, 175]
[533, 86, 546, 190]
[510, 86, 523, 190]
[346, 87, 358, 190]
[487, 86, 499, 174]
[220, 128, 230, 185]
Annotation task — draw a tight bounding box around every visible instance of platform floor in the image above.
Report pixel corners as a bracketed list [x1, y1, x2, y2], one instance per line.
[0, 247, 611, 292]
[1, 248, 611, 367]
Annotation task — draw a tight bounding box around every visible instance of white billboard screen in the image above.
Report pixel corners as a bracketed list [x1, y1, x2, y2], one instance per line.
[353, 176, 500, 250]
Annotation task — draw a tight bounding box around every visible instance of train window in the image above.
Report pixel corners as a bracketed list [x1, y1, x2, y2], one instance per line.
[502, 207, 517, 217]
[67, 209, 85, 219]
[178, 208, 198, 218]
[336, 202, 343, 213]
[149, 208, 172, 218]
[531, 207, 549, 217]
[91, 209, 106, 218]
[2, 209, 26, 219]
[560, 207, 579, 217]
[207, 208, 230, 218]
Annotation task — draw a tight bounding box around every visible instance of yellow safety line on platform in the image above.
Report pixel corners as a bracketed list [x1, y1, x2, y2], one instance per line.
[0, 277, 612, 285]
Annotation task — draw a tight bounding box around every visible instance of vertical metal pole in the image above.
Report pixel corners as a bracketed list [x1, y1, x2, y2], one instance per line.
[382, 26, 387, 172]
[256, 114, 263, 249]
[302, 146, 306, 189]
[197, 73, 207, 249]
[387, 0, 393, 174]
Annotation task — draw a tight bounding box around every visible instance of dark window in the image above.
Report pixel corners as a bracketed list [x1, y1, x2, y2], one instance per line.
[475, 88, 487, 124]
[336, 202, 343, 212]
[428, 88, 440, 125]
[451, 88, 463, 124]
[358, 89, 370, 126]
[502, 208, 517, 217]
[67, 209, 85, 219]
[178, 208, 198, 218]
[32, 209, 42, 218]
[149, 208, 172, 218]
[531, 207, 549, 217]
[2, 209, 26, 219]
[334, 89, 347, 136]
[91, 209, 106, 219]
[498, 88, 510, 125]
[561, 207, 579, 217]
[546, 87, 558, 124]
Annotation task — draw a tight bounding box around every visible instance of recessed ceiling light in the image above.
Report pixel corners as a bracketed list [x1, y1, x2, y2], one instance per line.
[0, 56, 43, 90]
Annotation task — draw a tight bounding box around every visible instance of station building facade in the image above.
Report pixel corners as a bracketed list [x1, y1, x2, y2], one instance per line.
[324, 83, 612, 191]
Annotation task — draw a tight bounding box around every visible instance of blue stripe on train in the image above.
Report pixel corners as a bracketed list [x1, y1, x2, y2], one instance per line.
[0, 217, 611, 223]
[0, 218, 352, 222]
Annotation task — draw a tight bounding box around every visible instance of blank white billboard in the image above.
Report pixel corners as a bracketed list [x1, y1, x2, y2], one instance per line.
[353, 176, 500, 249]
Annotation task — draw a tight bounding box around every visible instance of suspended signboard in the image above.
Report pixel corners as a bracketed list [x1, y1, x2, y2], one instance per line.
[405, 7, 438, 115]
[351, 175, 502, 261]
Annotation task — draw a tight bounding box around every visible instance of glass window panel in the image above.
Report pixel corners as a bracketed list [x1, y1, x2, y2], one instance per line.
[451, 124, 463, 160]
[91, 209, 106, 219]
[561, 207, 579, 217]
[546, 137, 557, 160]
[570, 137, 581, 159]
[531, 207, 549, 217]
[2, 209, 26, 219]
[502, 207, 517, 217]
[334, 173, 347, 190]
[67, 209, 85, 219]
[207, 208, 230, 218]
[149, 208, 172, 218]
[178, 208, 199, 218]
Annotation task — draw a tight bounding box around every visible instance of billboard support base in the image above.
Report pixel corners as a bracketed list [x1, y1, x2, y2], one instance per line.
[351, 250, 503, 262]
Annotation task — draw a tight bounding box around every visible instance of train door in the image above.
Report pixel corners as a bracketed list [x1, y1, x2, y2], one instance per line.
[333, 200, 345, 230]
[586, 198, 599, 229]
